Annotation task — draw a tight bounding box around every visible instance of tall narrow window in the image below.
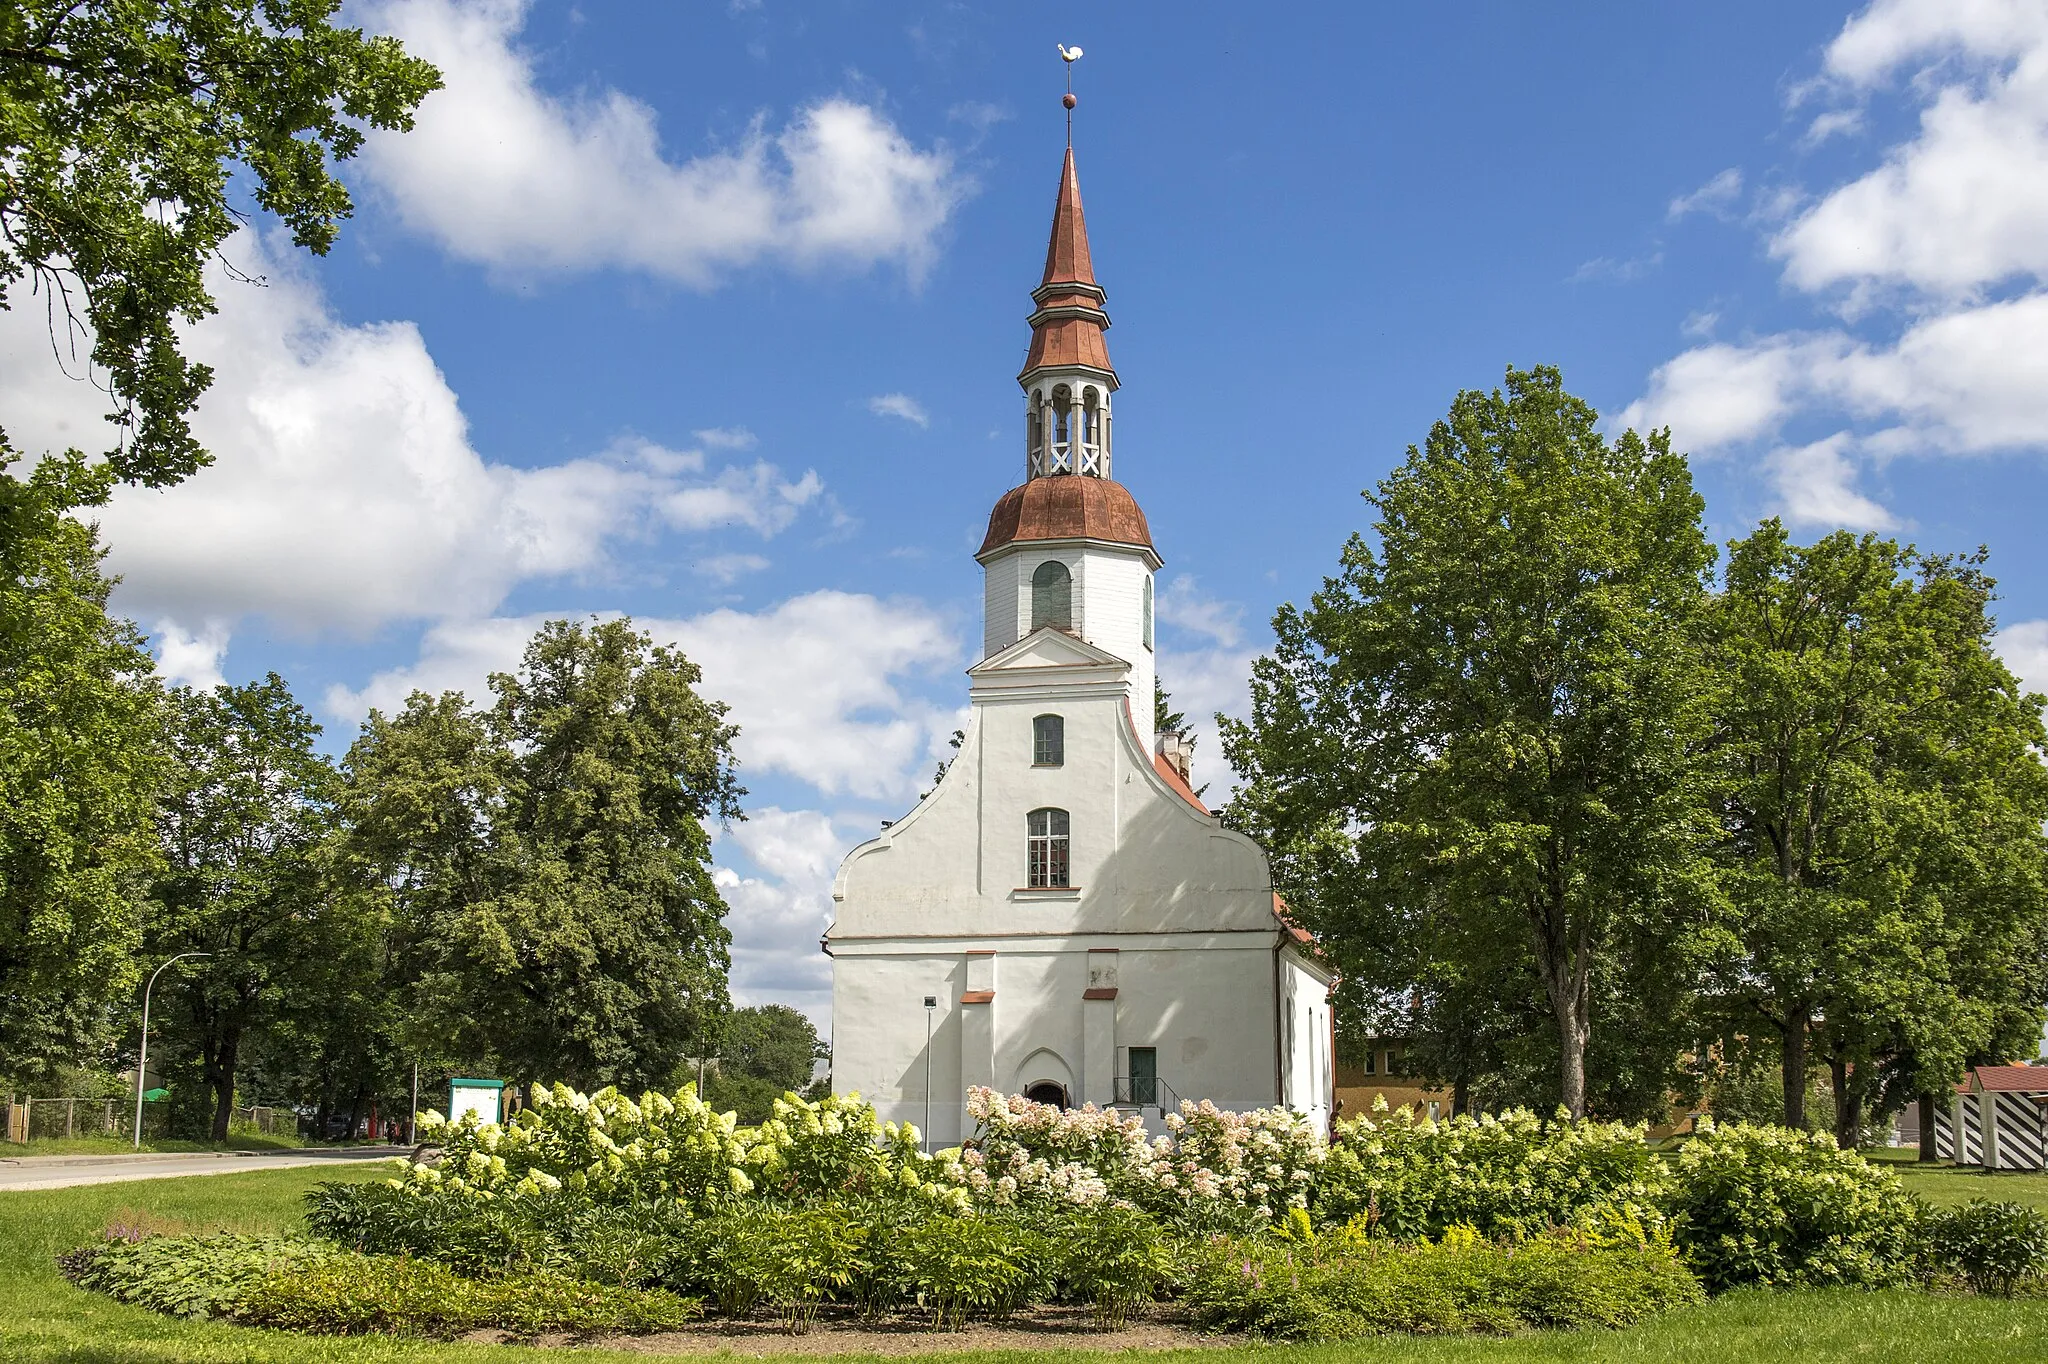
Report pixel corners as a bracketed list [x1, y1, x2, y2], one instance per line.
[1142, 575, 1154, 650]
[1363, 1045, 1376, 1076]
[1031, 560, 1072, 632]
[1027, 807, 1070, 887]
[1033, 714, 1064, 766]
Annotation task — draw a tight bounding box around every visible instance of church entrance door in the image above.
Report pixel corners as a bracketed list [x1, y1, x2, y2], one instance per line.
[1022, 1081, 1070, 1110]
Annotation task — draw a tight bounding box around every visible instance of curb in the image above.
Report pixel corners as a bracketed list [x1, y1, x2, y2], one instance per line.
[0, 1147, 403, 1168]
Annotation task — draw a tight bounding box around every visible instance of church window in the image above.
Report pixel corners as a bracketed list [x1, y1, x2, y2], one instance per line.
[1033, 714, 1064, 766]
[1027, 807, 1070, 887]
[1142, 576, 1154, 650]
[1031, 560, 1073, 632]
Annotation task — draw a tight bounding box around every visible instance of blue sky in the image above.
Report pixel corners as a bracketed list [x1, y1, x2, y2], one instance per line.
[9, 0, 2048, 1023]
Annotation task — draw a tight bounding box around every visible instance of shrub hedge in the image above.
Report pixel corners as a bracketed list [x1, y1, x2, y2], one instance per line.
[1181, 1223, 1704, 1340]
[63, 1233, 699, 1337]
[64, 1083, 1966, 1343]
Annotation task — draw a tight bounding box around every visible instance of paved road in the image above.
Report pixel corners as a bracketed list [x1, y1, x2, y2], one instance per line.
[0, 1146, 404, 1192]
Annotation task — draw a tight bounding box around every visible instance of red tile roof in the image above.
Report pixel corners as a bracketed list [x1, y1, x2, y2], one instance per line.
[1972, 1064, 2048, 1093]
[1153, 750, 1208, 813]
[1273, 893, 1313, 945]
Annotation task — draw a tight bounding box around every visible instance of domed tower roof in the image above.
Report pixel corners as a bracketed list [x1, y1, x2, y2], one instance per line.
[977, 474, 1156, 562]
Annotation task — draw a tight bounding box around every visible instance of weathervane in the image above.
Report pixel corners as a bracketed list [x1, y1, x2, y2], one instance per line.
[1058, 43, 1083, 145]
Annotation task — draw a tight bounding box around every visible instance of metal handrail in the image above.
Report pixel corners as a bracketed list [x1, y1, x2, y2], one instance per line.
[1112, 1075, 1182, 1116]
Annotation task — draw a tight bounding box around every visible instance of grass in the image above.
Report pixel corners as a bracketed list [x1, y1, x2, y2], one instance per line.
[3, 1132, 319, 1157]
[1894, 1162, 2048, 1212]
[2, 1168, 2046, 1362]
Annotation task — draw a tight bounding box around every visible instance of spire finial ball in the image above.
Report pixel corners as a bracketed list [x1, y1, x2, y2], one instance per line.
[1063, 92, 1077, 110]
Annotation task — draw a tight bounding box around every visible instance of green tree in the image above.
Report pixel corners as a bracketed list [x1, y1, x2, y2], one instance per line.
[1222, 367, 1720, 1117]
[0, 0, 438, 488]
[150, 674, 338, 1139]
[0, 453, 163, 1077]
[343, 618, 743, 1092]
[704, 1003, 829, 1122]
[1707, 523, 2048, 1142]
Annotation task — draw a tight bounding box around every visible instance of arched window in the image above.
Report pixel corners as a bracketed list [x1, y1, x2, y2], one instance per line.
[1027, 807, 1070, 888]
[1031, 560, 1072, 632]
[1033, 714, 1064, 766]
[1142, 575, 1154, 650]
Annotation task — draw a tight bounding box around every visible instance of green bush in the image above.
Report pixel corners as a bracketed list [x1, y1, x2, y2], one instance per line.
[1662, 1120, 1920, 1291]
[1180, 1224, 1702, 1340]
[65, 1232, 699, 1337]
[677, 1205, 859, 1331]
[63, 1234, 332, 1319]
[236, 1256, 700, 1337]
[1314, 1106, 1666, 1239]
[1922, 1200, 2048, 1297]
[897, 1213, 1047, 1329]
[1051, 1204, 1171, 1327]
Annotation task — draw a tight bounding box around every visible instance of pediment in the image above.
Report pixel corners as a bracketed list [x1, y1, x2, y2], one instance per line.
[970, 626, 1129, 676]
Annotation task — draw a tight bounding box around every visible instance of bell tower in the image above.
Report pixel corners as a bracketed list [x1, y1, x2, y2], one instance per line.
[1021, 148, 1118, 481]
[977, 129, 1159, 755]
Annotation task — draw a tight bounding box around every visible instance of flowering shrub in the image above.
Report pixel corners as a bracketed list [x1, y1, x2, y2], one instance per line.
[403, 1084, 965, 1212]
[1315, 1102, 1666, 1240]
[946, 1087, 1324, 1229]
[1663, 1119, 1920, 1291]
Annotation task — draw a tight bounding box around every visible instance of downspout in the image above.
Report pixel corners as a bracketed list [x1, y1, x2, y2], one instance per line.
[1272, 931, 1286, 1107]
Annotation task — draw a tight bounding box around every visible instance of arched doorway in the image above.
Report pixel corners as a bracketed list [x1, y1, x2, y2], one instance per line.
[1022, 1081, 1070, 1109]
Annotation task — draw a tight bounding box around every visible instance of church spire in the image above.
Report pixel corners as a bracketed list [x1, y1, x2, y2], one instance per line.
[1020, 143, 1117, 480]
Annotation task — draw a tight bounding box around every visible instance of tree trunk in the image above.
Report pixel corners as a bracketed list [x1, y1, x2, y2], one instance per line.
[1452, 1074, 1471, 1119]
[1917, 1093, 1938, 1163]
[208, 1027, 241, 1142]
[1830, 1053, 1863, 1149]
[1781, 1006, 1809, 1130]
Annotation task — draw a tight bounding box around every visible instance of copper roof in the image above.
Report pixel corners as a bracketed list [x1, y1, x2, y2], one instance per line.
[1021, 148, 1114, 383]
[978, 475, 1155, 558]
[1042, 147, 1096, 287]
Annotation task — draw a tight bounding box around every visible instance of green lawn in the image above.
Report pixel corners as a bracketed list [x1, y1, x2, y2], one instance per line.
[1884, 1158, 2048, 1211]
[3, 1166, 2046, 1363]
[3, 1132, 319, 1157]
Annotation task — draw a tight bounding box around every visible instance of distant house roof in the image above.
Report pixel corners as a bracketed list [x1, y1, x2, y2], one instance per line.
[1970, 1065, 2048, 1093]
[1273, 892, 1312, 946]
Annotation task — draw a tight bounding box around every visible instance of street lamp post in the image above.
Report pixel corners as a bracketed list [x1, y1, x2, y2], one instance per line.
[923, 995, 938, 1155]
[134, 952, 211, 1150]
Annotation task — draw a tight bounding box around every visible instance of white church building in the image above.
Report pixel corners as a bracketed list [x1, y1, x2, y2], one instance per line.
[825, 139, 1334, 1145]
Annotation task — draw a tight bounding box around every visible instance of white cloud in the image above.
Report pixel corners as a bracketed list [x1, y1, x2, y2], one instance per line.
[152, 619, 231, 690]
[1669, 168, 1743, 221]
[694, 553, 771, 583]
[715, 806, 846, 1022]
[329, 590, 963, 801]
[0, 232, 823, 645]
[1621, 0, 2048, 530]
[1996, 619, 2048, 701]
[357, 0, 970, 285]
[693, 426, 758, 450]
[1155, 576, 1259, 798]
[867, 392, 931, 427]
[1621, 293, 2048, 458]
[1777, 0, 2048, 299]
[1567, 252, 1662, 285]
[1764, 434, 1900, 531]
